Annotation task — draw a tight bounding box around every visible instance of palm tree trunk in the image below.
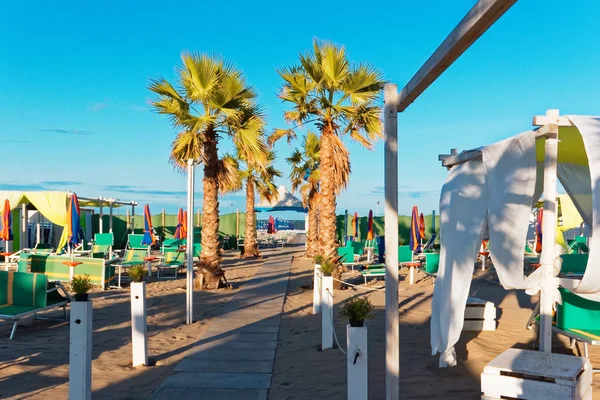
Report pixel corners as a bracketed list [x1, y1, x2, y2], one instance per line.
[242, 176, 259, 257]
[306, 190, 319, 257]
[195, 128, 225, 290]
[319, 127, 338, 256]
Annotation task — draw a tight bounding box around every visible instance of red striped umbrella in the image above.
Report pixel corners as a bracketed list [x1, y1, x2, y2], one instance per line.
[409, 205, 422, 252]
[1, 199, 13, 249]
[419, 213, 426, 239]
[175, 208, 184, 239]
[367, 210, 374, 241]
[182, 211, 188, 239]
[141, 204, 156, 245]
[536, 208, 543, 253]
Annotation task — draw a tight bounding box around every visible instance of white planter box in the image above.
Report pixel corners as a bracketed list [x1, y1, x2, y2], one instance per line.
[481, 348, 592, 400]
[131, 282, 148, 367]
[69, 300, 92, 400]
[313, 264, 322, 314]
[463, 297, 496, 331]
[347, 325, 368, 400]
[321, 276, 333, 350]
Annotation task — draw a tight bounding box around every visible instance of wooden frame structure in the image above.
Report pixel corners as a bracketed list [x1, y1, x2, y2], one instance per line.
[384, 0, 518, 398]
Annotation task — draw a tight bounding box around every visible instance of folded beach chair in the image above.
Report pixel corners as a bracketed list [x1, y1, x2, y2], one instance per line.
[0, 271, 70, 339]
[88, 233, 114, 259]
[157, 250, 185, 279]
[567, 236, 589, 254]
[422, 234, 438, 252]
[127, 234, 147, 250]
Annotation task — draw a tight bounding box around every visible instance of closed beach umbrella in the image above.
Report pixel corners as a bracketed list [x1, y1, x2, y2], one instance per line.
[66, 193, 81, 250]
[353, 212, 359, 239]
[409, 205, 422, 253]
[1, 199, 13, 254]
[174, 208, 184, 239]
[182, 211, 188, 239]
[419, 213, 426, 239]
[344, 210, 349, 242]
[367, 210, 374, 241]
[141, 204, 156, 246]
[536, 208, 543, 253]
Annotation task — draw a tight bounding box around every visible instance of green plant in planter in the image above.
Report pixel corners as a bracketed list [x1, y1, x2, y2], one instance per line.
[340, 297, 374, 327]
[319, 259, 336, 277]
[313, 254, 325, 265]
[70, 274, 94, 301]
[128, 264, 146, 283]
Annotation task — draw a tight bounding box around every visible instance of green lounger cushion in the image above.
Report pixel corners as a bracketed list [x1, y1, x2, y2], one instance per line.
[128, 234, 147, 250]
[424, 253, 440, 274]
[557, 287, 600, 331]
[0, 271, 49, 314]
[94, 233, 114, 246]
[560, 254, 588, 274]
[337, 246, 354, 263]
[398, 245, 413, 263]
[361, 268, 385, 276]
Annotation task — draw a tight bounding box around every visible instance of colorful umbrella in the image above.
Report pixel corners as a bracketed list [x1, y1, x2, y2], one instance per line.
[267, 215, 275, 234]
[182, 210, 188, 239]
[141, 204, 156, 246]
[174, 208, 184, 239]
[367, 210, 373, 241]
[536, 208, 543, 253]
[409, 205, 422, 253]
[353, 212, 359, 239]
[66, 193, 81, 249]
[419, 213, 426, 239]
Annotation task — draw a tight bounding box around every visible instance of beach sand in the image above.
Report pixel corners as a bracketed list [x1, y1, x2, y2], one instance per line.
[0, 250, 263, 399]
[270, 257, 600, 399]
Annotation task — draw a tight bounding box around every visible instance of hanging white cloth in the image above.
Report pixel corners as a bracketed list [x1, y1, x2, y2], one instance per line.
[431, 131, 538, 365]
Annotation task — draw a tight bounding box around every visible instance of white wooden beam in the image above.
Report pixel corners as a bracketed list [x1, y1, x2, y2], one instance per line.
[397, 0, 517, 112]
[383, 84, 399, 400]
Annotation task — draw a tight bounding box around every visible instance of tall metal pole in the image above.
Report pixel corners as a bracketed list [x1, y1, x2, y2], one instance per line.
[109, 201, 114, 233]
[186, 159, 195, 325]
[98, 197, 104, 234]
[539, 124, 559, 352]
[131, 204, 135, 234]
[384, 84, 399, 399]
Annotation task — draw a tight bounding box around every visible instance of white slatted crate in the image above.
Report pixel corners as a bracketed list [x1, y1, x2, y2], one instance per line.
[464, 297, 496, 331]
[481, 348, 592, 400]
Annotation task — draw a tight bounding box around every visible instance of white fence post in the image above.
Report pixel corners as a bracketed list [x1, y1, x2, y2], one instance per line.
[131, 282, 148, 367]
[313, 264, 322, 314]
[321, 275, 333, 350]
[347, 325, 368, 400]
[69, 300, 92, 400]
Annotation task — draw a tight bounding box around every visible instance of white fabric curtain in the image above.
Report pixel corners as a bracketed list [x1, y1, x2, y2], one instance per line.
[557, 163, 593, 227]
[431, 131, 538, 364]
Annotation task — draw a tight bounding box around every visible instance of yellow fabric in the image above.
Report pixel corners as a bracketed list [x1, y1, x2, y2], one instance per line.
[0, 192, 26, 215]
[555, 195, 584, 249]
[7, 271, 13, 305]
[24, 192, 69, 251]
[536, 126, 589, 165]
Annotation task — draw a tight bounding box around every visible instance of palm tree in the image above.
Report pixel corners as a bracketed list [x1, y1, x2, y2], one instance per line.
[272, 40, 384, 264]
[149, 52, 266, 289]
[239, 149, 281, 258]
[288, 131, 351, 257]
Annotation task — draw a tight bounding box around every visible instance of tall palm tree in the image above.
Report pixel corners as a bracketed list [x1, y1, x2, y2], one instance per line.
[149, 52, 266, 289]
[239, 149, 281, 258]
[272, 40, 384, 264]
[288, 131, 351, 257]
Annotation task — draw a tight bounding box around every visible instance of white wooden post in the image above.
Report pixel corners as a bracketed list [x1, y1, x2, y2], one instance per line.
[409, 266, 415, 285]
[99, 197, 103, 234]
[313, 264, 322, 314]
[321, 275, 333, 350]
[131, 205, 135, 234]
[535, 109, 560, 353]
[131, 282, 148, 367]
[347, 325, 368, 400]
[186, 159, 195, 325]
[69, 300, 92, 400]
[384, 84, 400, 399]
[21, 204, 28, 250]
[109, 201, 113, 233]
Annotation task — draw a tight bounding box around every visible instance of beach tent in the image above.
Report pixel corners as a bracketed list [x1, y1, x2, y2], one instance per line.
[0, 191, 136, 251]
[255, 186, 308, 213]
[431, 113, 600, 366]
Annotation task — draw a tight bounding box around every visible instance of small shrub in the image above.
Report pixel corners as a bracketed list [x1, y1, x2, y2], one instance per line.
[313, 254, 325, 265]
[319, 259, 336, 276]
[340, 297, 374, 327]
[128, 265, 146, 283]
[71, 274, 94, 294]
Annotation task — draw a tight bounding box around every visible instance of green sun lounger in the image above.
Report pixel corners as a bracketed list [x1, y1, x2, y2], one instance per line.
[560, 254, 588, 276]
[111, 248, 147, 288]
[157, 251, 185, 279]
[0, 271, 70, 339]
[89, 233, 114, 259]
[423, 253, 440, 275]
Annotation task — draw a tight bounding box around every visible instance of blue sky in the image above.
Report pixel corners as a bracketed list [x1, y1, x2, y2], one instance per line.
[1, 1, 599, 220]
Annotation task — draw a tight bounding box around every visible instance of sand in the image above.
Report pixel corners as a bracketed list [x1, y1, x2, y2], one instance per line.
[0, 250, 264, 399]
[270, 257, 600, 399]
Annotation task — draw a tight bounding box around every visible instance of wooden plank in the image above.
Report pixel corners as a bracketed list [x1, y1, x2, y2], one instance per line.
[383, 84, 399, 400]
[397, 0, 517, 112]
[481, 373, 576, 399]
[441, 149, 482, 168]
[486, 348, 587, 380]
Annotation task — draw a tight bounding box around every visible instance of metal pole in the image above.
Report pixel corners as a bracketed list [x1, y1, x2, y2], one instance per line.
[186, 159, 195, 325]
[21, 204, 28, 250]
[99, 197, 103, 234]
[131, 204, 135, 234]
[384, 84, 399, 399]
[109, 202, 114, 233]
[539, 124, 559, 353]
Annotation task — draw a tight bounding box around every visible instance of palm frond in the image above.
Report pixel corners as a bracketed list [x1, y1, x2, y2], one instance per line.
[218, 154, 243, 194]
[168, 131, 205, 171]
